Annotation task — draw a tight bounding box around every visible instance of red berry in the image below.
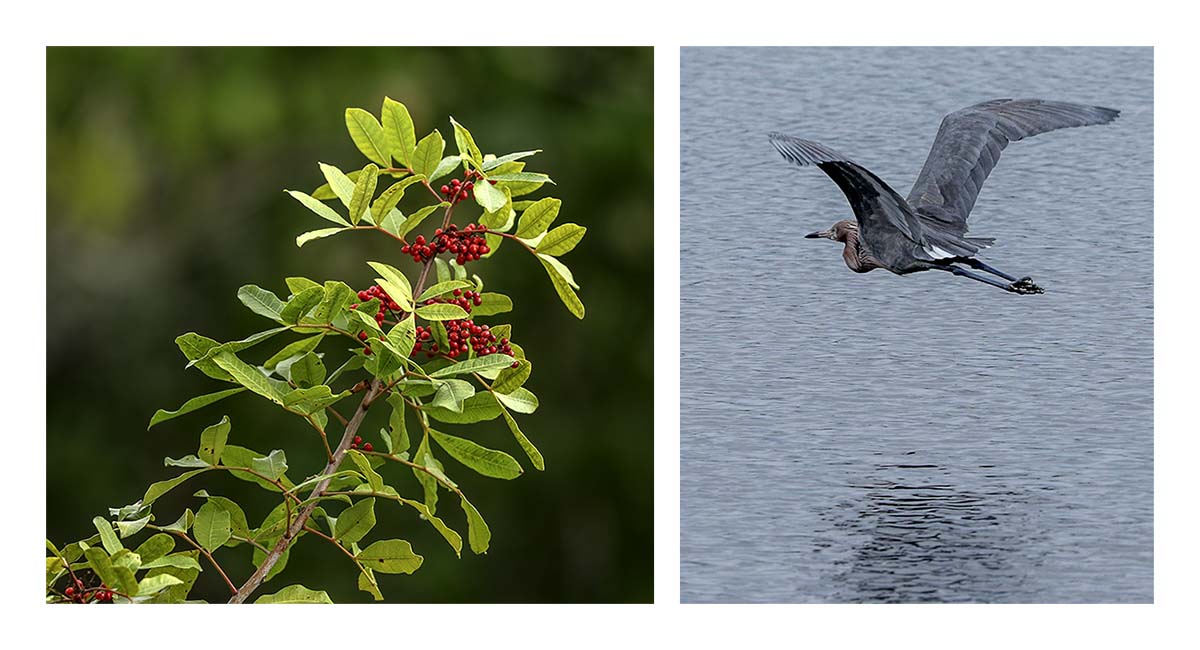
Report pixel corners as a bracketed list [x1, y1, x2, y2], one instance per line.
[440, 185, 450, 194]
[459, 190, 468, 200]
[64, 587, 75, 596]
[511, 361, 520, 368]
[464, 181, 474, 191]
[363, 347, 372, 356]
[350, 442, 358, 449]
[358, 331, 368, 341]
[363, 443, 373, 452]
[353, 436, 362, 445]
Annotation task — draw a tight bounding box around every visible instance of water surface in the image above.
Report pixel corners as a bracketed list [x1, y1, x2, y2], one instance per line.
[679, 47, 1153, 603]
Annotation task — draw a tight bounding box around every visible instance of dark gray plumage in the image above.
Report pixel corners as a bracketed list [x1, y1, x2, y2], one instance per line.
[769, 99, 1120, 295]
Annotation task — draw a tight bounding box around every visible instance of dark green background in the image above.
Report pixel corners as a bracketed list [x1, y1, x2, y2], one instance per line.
[46, 47, 653, 603]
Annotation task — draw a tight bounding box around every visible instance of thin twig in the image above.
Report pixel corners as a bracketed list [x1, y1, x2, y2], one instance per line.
[149, 526, 238, 596]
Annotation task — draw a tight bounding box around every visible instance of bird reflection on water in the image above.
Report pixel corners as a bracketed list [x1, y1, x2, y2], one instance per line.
[816, 457, 1046, 603]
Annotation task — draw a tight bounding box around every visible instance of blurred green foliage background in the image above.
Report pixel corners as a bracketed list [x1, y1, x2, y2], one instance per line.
[46, 47, 653, 603]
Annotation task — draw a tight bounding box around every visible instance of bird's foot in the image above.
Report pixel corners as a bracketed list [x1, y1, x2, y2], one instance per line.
[1008, 277, 1045, 295]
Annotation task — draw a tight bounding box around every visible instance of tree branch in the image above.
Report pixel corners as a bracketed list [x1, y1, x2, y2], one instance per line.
[228, 379, 384, 603]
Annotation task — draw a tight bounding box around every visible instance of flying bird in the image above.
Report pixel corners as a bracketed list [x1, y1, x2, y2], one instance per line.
[769, 99, 1119, 295]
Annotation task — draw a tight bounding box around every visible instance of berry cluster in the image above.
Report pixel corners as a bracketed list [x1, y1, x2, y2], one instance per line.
[62, 577, 113, 604]
[349, 435, 373, 453]
[352, 284, 402, 356]
[411, 320, 517, 367]
[401, 224, 491, 265]
[439, 170, 480, 203]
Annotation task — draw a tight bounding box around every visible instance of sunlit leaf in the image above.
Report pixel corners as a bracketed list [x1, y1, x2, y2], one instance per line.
[538, 256, 585, 319]
[412, 130, 445, 178]
[296, 227, 347, 248]
[345, 108, 390, 166]
[515, 197, 561, 238]
[347, 163, 379, 225]
[280, 286, 324, 325]
[460, 497, 491, 554]
[382, 97, 416, 167]
[237, 285, 285, 322]
[536, 223, 586, 256]
[334, 498, 376, 545]
[194, 502, 232, 552]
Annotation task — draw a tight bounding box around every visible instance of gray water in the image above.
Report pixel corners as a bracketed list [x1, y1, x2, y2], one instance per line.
[679, 47, 1153, 603]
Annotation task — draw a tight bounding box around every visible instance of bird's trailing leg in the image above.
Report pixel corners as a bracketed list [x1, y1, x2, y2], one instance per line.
[957, 257, 1045, 294]
[934, 264, 1044, 295]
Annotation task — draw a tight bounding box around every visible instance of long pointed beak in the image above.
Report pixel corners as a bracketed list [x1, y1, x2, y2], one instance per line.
[805, 230, 829, 239]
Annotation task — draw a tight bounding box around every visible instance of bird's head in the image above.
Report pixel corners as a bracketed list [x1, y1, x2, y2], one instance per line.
[805, 220, 857, 243]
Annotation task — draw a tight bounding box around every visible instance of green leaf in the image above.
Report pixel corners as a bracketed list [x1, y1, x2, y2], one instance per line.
[160, 509, 194, 533]
[142, 553, 202, 571]
[388, 315, 417, 366]
[346, 449, 384, 492]
[285, 189, 351, 227]
[296, 227, 347, 248]
[412, 130, 445, 178]
[198, 415, 231, 465]
[319, 163, 356, 207]
[356, 539, 424, 574]
[149, 388, 245, 429]
[280, 286, 324, 325]
[382, 97, 416, 166]
[347, 163, 379, 225]
[429, 378, 475, 412]
[256, 584, 334, 604]
[116, 514, 151, 538]
[539, 253, 580, 288]
[424, 392, 503, 424]
[367, 338, 406, 378]
[165, 455, 210, 468]
[313, 280, 354, 323]
[83, 547, 120, 590]
[133, 534, 175, 565]
[434, 258, 452, 283]
[488, 171, 553, 184]
[202, 495, 251, 539]
[430, 430, 522, 479]
[471, 292, 513, 317]
[482, 150, 541, 171]
[492, 360, 531, 394]
[500, 406, 544, 471]
[449, 116, 482, 164]
[386, 395, 410, 455]
[345, 108, 391, 166]
[237, 285, 285, 322]
[187, 327, 289, 368]
[143, 470, 207, 505]
[430, 354, 516, 378]
[398, 203, 444, 237]
[418, 280, 473, 302]
[495, 387, 539, 414]
[371, 175, 426, 223]
[334, 498, 376, 545]
[251, 450, 288, 481]
[430, 155, 460, 181]
[264, 334, 324, 370]
[194, 502, 232, 552]
[222, 446, 292, 491]
[358, 565, 384, 601]
[461, 498, 491, 554]
[289, 353, 325, 389]
[175, 333, 235, 382]
[367, 261, 413, 307]
[93, 517, 123, 554]
[413, 438, 441, 514]
[137, 574, 184, 596]
[286, 277, 322, 294]
[536, 223, 586, 256]
[516, 197, 561, 238]
[213, 352, 284, 404]
[416, 302, 469, 321]
[399, 497, 461, 557]
[539, 256, 585, 319]
[473, 179, 508, 212]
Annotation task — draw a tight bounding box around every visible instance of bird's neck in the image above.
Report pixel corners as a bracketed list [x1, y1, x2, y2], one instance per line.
[840, 230, 876, 273]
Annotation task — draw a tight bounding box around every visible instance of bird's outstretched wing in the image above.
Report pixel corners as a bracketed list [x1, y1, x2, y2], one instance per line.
[906, 99, 1119, 232]
[768, 132, 926, 245]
